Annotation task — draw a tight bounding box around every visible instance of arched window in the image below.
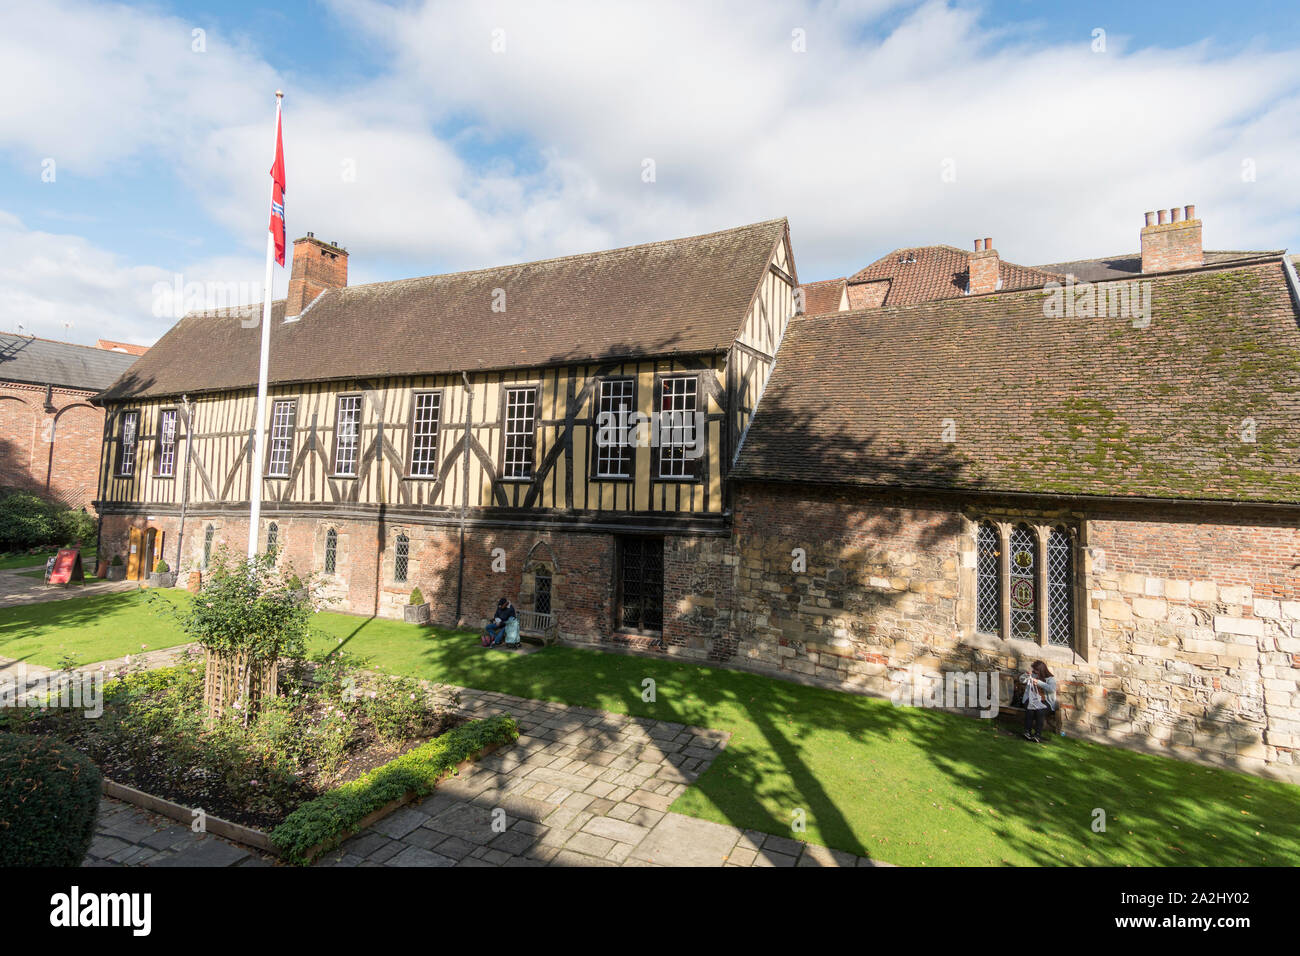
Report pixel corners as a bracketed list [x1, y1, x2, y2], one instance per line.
[975, 521, 1000, 634]
[266, 522, 278, 555]
[534, 568, 553, 616]
[203, 524, 214, 569]
[1047, 526, 1073, 646]
[1008, 523, 1038, 641]
[324, 528, 337, 574]
[394, 533, 409, 583]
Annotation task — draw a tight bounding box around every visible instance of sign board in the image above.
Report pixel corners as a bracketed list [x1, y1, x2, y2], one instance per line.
[47, 548, 85, 587]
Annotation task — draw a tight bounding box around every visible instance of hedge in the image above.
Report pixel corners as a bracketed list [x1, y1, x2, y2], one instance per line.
[0, 733, 103, 866]
[270, 713, 518, 863]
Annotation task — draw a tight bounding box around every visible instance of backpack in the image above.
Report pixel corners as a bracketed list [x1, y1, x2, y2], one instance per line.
[480, 634, 492, 647]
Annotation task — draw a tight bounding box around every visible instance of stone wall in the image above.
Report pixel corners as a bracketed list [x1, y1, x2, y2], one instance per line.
[726, 481, 1300, 782]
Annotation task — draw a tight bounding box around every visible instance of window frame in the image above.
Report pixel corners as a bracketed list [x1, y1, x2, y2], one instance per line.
[115, 409, 141, 477]
[323, 527, 337, 575]
[394, 532, 409, 584]
[969, 517, 1082, 655]
[650, 373, 703, 482]
[616, 535, 665, 635]
[154, 407, 179, 478]
[266, 521, 279, 555]
[590, 376, 637, 481]
[332, 393, 363, 478]
[266, 398, 298, 479]
[407, 390, 444, 479]
[499, 384, 540, 483]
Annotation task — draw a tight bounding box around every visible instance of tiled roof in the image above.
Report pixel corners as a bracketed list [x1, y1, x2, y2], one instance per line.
[99, 219, 789, 402]
[1034, 250, 1282, 283]
[734, 260, 1300, 504]
[0, 333, 140, 391]
[845, 245, 1059, 307]
[798, 278, 847, 315]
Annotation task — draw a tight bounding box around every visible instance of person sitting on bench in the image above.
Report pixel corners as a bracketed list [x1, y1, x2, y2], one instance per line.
[1020, 660, 1057, 742]
[485, 597, 517, 646]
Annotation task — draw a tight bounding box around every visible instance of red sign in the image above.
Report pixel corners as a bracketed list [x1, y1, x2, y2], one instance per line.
[47, 548, 85, 586]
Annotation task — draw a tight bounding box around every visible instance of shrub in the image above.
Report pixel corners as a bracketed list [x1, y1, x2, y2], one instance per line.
[153, 559, 169, 573]
[110, 554, 123, 566]
[363, 674, 443, 743]
[0, 492, 96, 552]
[409, 587, 424, 605]
[271, 714, 519, 863]
[0, 733, 103, 866]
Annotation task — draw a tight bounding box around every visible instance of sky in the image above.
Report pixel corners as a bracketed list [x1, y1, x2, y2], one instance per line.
[1, 0, 1298, 346]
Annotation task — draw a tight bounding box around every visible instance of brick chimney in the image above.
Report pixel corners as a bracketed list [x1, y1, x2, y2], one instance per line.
[968, 237, 999, 295]
[286, 233, 348, 318]
[1140, 205, 1202, 273]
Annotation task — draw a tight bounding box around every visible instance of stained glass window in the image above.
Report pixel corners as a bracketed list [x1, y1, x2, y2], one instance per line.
[203, 524, 214, 569]
[1008, 523, 1038, 640]
[266, 522, 278, 555]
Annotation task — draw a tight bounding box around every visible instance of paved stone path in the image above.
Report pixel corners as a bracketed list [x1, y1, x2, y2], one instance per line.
[317, 688, 889, 867]
[0, 566, 137, 608]
[1, 643, 199, 705]
[84, 797, 274, 867]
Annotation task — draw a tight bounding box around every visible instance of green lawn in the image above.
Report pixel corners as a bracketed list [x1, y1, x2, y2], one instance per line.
[4, 591, 1298, 865]
[14, 569, 102, 582]
[0, 589, 188, 668]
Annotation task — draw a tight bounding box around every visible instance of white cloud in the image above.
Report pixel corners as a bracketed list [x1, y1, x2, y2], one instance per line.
[1, 0, 1299, 345]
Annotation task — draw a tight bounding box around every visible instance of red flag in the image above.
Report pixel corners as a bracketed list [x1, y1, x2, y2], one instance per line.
[268, 104, 286, 266]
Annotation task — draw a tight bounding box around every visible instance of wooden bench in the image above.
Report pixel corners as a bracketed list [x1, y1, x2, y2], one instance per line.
[516, 610, 558, 647]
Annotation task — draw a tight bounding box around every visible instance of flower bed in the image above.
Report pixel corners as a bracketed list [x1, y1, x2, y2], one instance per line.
[4, 651, 464, 831]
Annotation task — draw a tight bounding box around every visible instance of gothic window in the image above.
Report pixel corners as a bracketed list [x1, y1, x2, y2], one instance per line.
[394, 533, 409, 584]
[266, 522, 279, 555]
[1047, 526, 1074, 647]
[203, 524, 214, 569]
[976, 521, 1000, 633]
[324, 528, 337, 574]
[1008, 523, 1038, 641]
[975, 519, 1076, 651]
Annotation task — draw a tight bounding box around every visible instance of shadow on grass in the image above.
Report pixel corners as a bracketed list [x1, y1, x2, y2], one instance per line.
[303, 612, 1300, 866]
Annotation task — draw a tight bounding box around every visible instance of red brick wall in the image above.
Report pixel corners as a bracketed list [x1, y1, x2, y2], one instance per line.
[0, 382, 106, 512]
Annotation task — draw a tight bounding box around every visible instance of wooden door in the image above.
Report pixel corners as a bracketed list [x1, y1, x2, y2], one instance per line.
[126, 527, 143, 580]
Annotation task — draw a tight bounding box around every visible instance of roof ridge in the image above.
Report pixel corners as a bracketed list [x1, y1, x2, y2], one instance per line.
[333, 218, 789, 296]
[0, 332, 143, 353]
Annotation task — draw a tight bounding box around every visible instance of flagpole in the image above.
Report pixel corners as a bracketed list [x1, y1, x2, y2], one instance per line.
[248, 90, 283, 560]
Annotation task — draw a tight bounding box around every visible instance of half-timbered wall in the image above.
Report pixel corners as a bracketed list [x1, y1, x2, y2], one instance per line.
[99, 356, 732, 524]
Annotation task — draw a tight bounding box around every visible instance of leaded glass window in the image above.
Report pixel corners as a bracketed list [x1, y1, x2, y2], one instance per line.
[1047, 526, 1073, 646]
[334, 395, 362, 476]
[619, 537, 663, 631]
[324, 528, 337, 574]
[976, 521, 1000, 633]
[535, 570, 552, 616]
[156, 409, 177, 477]
[394, 533, 409, 583]
[266, 522, 278, 555]
[203, 524, 214, 569]
[409, 392, 441, 477]
[595, 379, 635, 478]
[503, 387, 537, 479]
[268, 400, 296, 477]
[1008, 524, 1038, 641]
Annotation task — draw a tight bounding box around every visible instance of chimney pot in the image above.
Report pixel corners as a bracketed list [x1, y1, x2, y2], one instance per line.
[974, 239, 982, 252]
[1141, 203, 1203, 273]
[1144, 211, 1155, 226]
[984, 237, 993, 251]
